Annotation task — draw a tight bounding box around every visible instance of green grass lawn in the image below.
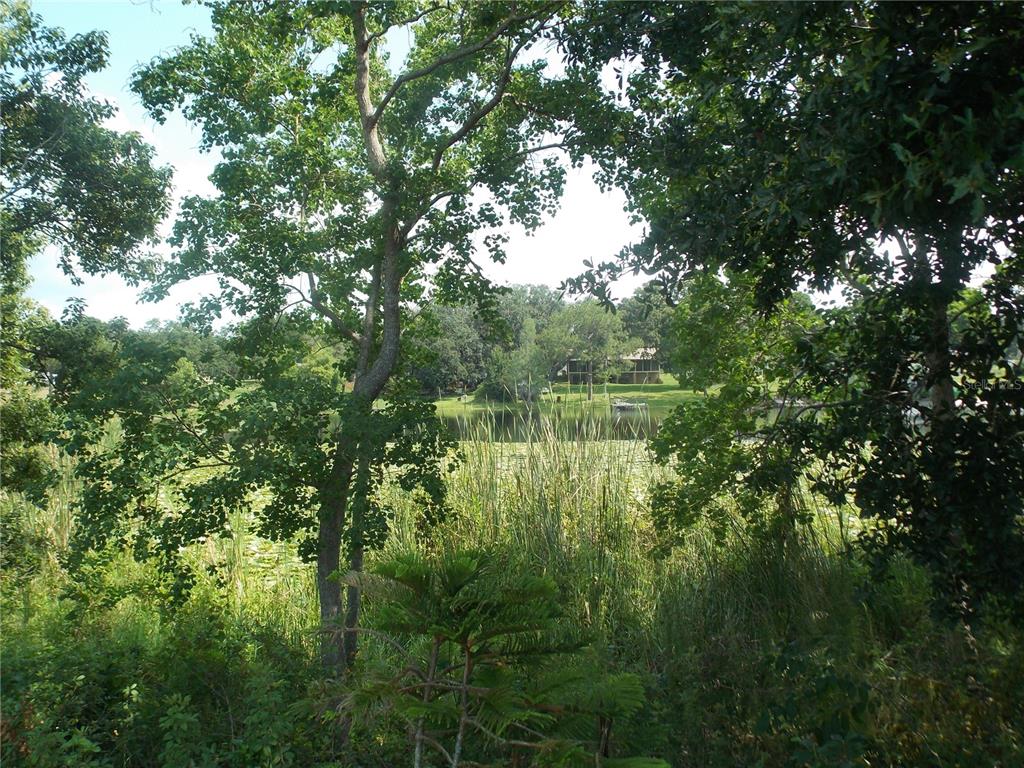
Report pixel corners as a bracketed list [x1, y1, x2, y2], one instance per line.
[434, 373, 702, 420]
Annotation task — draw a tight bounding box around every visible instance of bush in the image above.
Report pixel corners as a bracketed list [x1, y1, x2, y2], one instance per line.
[344, 547, 665, 767]
[1, 556, 328, 768]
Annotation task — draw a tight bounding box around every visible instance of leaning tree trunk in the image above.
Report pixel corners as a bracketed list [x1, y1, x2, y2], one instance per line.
[342, 454, 372, 670]
[329, 0, 558, 678]
[314, 208, 403, 677]
[319, 4, 406, 678]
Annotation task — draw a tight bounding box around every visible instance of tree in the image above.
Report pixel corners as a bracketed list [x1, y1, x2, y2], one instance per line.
[651, 272, 819, 543]
[410, 303, 487, 395]
[519, 283, 565, 335]
[412, 285, 567, 399]
[1, 0, 170, 391]
[0, 0, 170, 282]
[1, 2, 169, 510]
[537, 300, 634, 400]
[477, 316, 547, 402]
[344, 548, 663, 767]
[105, 0, 582, 675]
[474, 285, 562, 401]
[564, 2, 1024, 607]
[618, 281, 675, 372]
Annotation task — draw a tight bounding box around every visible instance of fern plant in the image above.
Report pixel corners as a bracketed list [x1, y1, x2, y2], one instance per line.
[342, 548, 667, 768]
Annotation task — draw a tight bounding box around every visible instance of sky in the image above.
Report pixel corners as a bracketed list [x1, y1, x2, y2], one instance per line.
[28, 0, 644, 327]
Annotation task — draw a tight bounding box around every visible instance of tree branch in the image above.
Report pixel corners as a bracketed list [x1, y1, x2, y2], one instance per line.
[369, 7, 549, 128]
[401, 188, 457, 241]
[351, 1, 389, 179]
[356, 260, 381, 376]
[301, 272, 363, 344]
[420, 734, 453, 766]
[326, 624, 416, 661]
[365, 2, 446, 45]
[466, 717, 546, 750]
[155, 461, 235, 484]
[509, 141, 567, 161]
[431, 9, 563, 172]
[152, 388, 232, 463]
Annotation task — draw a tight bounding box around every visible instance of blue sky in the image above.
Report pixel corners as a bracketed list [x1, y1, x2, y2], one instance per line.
[28, 1, 642, 326]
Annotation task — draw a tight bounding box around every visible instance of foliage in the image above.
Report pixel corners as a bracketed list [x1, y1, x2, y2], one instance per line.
[1, 3, 170, 607]
[0, 382, 58, 499]
[123, 0, 587, 672]
[410, 285, 572, 398]
[650, 273, 820, 542]
[345, 548, 664, 767]
[0, 0, 170, 281]
[617, 282, 675, 371]
[1, 261, 50, 391]
[536, 299, 635, 395]
[410, 304, 488, 395]
[4, 422, 1024, 767]
[0, 492, 50, 586]
[416, 281, 674, 402]
[1, 558, 329, 768]
[793, 287, 1024, 603]
[6, 5, 1024, 767]
[477, 319, 547, 402]
[471, 285, 563, 401]
[41, 313, 447, 567]
[563, 0, 1024, 608]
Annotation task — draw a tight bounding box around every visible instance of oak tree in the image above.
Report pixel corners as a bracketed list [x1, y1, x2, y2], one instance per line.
[101, 0, 583, 674]
[1, 3, 170, 502]
[563, 1, 1024, 606]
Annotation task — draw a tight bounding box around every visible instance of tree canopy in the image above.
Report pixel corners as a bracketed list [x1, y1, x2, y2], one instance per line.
[564, 1, 1024, 608]
[59, 0, 590, 674]
[1, 0, 170, 501]
[0, 0, 170, 282]
[537, 299, 634, 398]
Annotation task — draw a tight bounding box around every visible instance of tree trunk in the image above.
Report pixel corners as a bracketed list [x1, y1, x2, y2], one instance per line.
[587, 361, 594, 401]
[926, 292, 962, 596]
[900, 231, 956, 426]
[911, 233, 965, 603]
[451, 646, 474, 768]
[414, 638, 442, 768]
[315, 521, 344, 673]
[316, 453, 355, 674]
[314, 234, 398, 677]
[926, 297, 955, 424]
[342, 454, 371, 669]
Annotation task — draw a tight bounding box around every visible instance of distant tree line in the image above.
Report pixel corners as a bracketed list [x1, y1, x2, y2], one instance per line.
[411, 281, 676, 400]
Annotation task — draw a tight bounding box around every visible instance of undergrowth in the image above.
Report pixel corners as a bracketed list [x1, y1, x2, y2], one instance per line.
[2, 425, 1022, 766]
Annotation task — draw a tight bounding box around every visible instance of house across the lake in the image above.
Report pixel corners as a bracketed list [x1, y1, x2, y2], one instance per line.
[559, 348, 662, 385]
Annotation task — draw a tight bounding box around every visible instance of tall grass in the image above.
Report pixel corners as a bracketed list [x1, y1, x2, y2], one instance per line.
[390, 417, 1023, 765]
[428, 414, 663, 645]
